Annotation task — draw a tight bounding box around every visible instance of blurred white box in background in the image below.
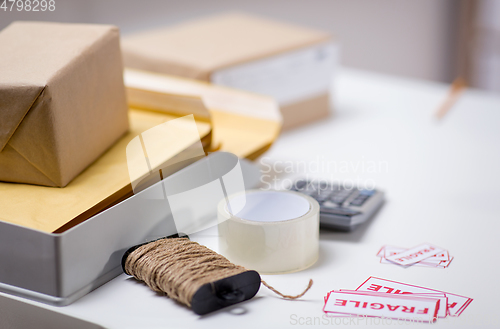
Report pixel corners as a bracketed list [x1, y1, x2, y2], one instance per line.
[122, 12, 338, 130]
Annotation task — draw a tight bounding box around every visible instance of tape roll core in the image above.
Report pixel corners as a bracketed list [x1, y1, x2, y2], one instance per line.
[218, 190, 320, 274]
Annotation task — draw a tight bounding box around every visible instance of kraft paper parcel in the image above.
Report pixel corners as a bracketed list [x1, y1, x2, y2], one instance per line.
[0, 22, 129, 187]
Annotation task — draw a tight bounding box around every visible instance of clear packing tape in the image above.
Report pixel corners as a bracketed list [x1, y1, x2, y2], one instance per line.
[218, 190, 320, 274]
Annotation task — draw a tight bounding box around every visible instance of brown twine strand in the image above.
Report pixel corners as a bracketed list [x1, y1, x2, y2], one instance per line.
[261, 279, 313, 300]
[124, 238, 313, 307]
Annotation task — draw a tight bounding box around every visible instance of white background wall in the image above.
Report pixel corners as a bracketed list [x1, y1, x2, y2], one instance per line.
[0, 0, 460, 83]
[474, 0, 500, 92]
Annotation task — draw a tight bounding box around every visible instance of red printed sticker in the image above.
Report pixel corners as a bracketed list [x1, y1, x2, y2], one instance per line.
[323, 290, 440, 322]
[323, 277, 473, 322]
[377, 244, 453, 269]
[339, 289, 448, 319]
[385, 243, 444, 266]
[356, 277, 473, 317]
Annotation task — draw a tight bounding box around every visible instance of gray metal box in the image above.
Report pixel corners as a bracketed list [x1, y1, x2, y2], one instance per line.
[0, 153, 259, 306]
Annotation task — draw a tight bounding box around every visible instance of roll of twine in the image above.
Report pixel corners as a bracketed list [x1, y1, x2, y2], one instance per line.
[124, 238, 313, 307]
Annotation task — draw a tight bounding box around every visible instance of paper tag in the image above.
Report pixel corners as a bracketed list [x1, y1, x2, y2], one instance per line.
[340, 289, 448, 319]
[378, 245, 453, 268]
[382, 247, 449, 262]
[380, 257, 447, 269]
[385, 243, 444, 266]
[324, 291, 439, 322]
[357, 277, 473, 317]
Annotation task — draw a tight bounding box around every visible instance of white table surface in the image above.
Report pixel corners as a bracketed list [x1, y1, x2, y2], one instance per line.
[3, 68, 500, 328]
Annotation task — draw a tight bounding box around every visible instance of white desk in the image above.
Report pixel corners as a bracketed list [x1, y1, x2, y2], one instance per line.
[3, 69, 500, 328]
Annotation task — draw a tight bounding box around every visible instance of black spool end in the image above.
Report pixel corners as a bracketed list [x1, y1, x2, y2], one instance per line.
[191, 270, 261, 315]
[121, 233, 189, 274]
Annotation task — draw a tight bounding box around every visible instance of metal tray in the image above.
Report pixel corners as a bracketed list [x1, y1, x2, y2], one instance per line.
[0, 153, 260, 306]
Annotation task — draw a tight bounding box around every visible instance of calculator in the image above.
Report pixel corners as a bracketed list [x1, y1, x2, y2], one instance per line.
[288, 180, 384, 231]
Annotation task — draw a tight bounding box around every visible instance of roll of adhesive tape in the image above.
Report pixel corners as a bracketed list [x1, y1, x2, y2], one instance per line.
[218, 189, 319, 274]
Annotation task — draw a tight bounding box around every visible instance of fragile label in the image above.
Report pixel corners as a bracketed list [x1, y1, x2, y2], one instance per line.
[385, 243, 444, 266]
[356, 277, 473, 317]
[323, 291, 439, 322]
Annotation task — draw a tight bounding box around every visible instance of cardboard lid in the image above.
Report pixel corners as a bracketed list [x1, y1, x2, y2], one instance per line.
[0, 21, 118, 152]
[122, 12, 332, 80]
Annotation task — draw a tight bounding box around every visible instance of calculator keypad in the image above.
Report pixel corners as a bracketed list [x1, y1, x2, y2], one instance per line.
[289, 179, 383, 230]
[290, 180, 375, 216]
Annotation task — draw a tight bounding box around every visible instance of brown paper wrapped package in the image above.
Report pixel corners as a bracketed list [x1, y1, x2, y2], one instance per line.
[121, 12, 332, 130]
[0, 22, 129, 187]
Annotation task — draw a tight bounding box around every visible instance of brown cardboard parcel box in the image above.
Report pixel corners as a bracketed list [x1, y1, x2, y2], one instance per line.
[122, 12, 338, 130]
[0, 22, 129, 187]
